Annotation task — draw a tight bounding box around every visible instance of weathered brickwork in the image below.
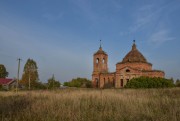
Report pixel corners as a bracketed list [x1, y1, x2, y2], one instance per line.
[92, 41, 165, 88]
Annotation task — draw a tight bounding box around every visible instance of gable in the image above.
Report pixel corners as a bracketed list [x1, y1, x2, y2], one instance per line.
[0, 78, 14, 85]
[119, 66, 141, 73]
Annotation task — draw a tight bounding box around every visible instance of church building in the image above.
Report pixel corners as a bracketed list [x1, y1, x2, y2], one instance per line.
[92, 40, 165, 88]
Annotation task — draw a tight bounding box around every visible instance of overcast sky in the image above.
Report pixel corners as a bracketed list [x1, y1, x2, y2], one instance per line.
[0, 0, 180, 82]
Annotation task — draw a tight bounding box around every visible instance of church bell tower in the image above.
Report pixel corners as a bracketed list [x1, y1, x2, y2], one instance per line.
[92, 40, 108, 87]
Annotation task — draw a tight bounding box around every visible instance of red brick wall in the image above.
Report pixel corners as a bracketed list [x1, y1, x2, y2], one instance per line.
[93, 54, 108, 73]
[142, 71, 165, 78]
[116, 62, 152, 72]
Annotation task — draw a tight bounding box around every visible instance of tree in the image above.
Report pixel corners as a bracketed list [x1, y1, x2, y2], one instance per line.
[47, 75, 60, 89]
[20, 59, 39, 89]
[0, 64, 8, 78]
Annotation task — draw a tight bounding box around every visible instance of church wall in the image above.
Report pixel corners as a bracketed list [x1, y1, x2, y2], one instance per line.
[99, 73, 115, 88]
[142, 71, 165, 78]
[115, 67, 140, 88]
[92, 74, 100, 88]
[115, 67, 164, 88]
[116, 62, 152, 72]
[93, 54, 108, 73]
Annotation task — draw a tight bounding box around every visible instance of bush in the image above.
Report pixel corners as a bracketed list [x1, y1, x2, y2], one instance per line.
[34, 82, 47, 90]
[176, 79, 180, 87]
[64, 77, 92, 88]
[125, 77, 174, 88]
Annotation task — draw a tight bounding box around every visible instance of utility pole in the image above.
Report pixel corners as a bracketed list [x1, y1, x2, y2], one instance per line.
[52, 74, 54, 90]
[16, 58, 22, 93]
[29, 73, 31, 90]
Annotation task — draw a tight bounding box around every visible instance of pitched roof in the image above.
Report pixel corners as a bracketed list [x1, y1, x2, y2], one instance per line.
[0, 78, 14, 85]
[94, 46, 107, 55]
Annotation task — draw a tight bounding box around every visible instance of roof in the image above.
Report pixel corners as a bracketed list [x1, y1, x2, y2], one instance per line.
[94, 46, 107, 55]
[0, 78, 15, 85]
[121, 41, 148, 63]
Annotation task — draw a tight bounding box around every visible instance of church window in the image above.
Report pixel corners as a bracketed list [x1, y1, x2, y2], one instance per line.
[121, 79, 123, 87]
[96, 58, 99, 64]
[103, 58, 105, 64]
[96, 78, 99, 88]
[113, 78, 115, 86]
[126, 69, 130, 72]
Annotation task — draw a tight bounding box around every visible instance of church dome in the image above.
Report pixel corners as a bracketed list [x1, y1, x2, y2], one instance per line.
[122, 41, 148, 63]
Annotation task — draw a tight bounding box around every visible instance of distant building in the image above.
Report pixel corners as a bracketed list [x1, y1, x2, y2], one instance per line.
[0, 78, 16, 90]
[92, 40, 165, 88]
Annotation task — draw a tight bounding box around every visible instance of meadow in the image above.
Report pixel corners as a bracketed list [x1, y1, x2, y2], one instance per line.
[0, 88, 179, 121]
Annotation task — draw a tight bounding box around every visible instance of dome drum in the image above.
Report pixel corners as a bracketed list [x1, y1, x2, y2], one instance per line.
[116, 62, 152, 72]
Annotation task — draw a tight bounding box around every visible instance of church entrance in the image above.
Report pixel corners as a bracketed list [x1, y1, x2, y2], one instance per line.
[96, 78, 99, 88]
[121, 79, 123, 87]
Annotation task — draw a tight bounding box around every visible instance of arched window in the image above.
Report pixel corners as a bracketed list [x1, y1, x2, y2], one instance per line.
[96, 58, 99, 64]
[95, 78, 99, 88]
[126, 69, 130, 72]
[121, 79, 123, 87]
[103, 58, 105, 64]
[113, 78, 115, 86]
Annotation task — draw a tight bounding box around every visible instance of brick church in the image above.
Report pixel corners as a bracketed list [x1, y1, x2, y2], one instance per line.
[92, 40, 165, 88]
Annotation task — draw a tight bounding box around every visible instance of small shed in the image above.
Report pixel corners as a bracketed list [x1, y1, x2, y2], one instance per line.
[0, 78, 16, 90]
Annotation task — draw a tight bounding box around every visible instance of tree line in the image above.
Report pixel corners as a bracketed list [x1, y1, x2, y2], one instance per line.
[0, 59, 92, 90]
[0, 59, 180, 90]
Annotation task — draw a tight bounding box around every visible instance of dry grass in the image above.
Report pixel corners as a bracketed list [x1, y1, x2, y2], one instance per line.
[0, 88, 180, 121]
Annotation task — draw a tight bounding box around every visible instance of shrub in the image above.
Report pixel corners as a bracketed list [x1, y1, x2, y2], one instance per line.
[176, 79, 180, 87]
[64, 77, 92, 88]
[125, 77, 174, 88]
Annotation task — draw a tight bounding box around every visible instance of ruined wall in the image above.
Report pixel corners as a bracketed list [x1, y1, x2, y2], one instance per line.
[116, 62, 152, 72]
[99, 73, 115, 88]
[93, 54, 108, 74]
[142, 71, 165, 78]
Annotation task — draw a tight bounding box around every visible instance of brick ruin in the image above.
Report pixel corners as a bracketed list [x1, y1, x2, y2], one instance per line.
[92, 41, 165, 88]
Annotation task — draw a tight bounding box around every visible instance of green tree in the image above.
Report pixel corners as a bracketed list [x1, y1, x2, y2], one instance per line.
[47, 75, 60, 89]
[0, 64, 8, 78]
[20, 58, 39, 89]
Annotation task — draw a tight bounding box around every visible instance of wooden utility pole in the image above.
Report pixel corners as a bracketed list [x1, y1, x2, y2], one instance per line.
[29, 73, 31, 90]
[16, 58, 22, 93]
[53, 74, 55, 90]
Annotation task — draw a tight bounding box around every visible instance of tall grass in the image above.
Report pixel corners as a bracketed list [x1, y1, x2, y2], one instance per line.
[0, 88, 179, 121]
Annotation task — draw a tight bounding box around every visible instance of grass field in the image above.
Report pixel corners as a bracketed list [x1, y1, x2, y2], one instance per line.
[0, 88, 179, 121]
